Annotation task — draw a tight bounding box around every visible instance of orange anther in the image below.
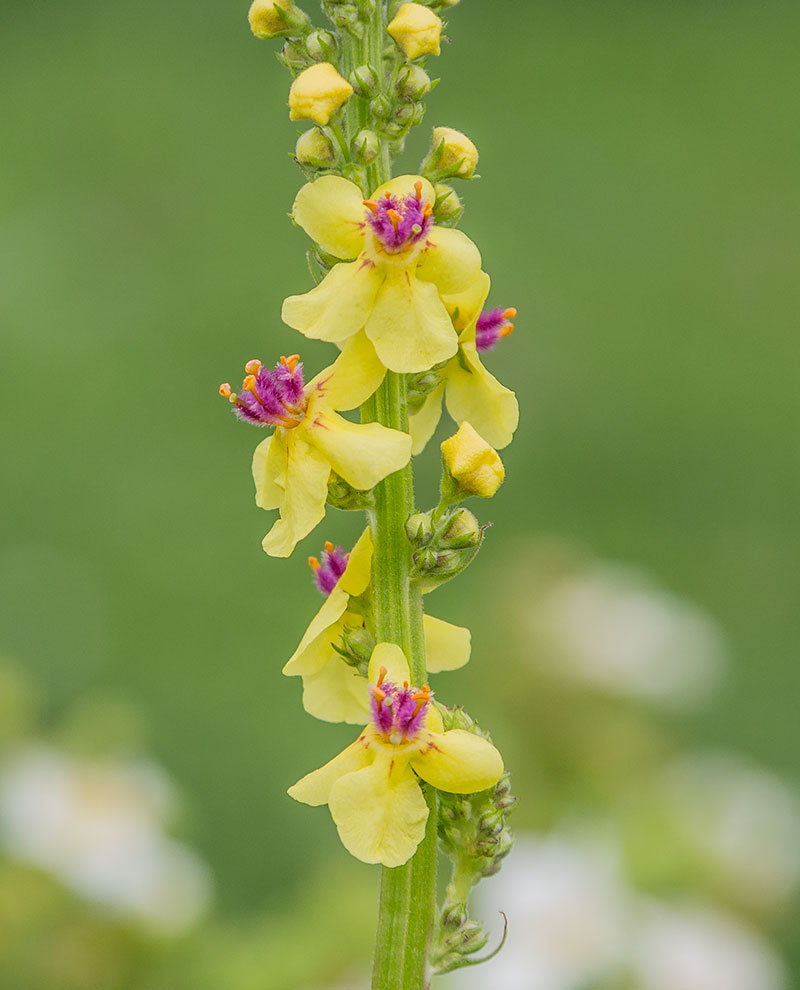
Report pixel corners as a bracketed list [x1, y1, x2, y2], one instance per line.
[414, 180, 423, 200]
[500, 323, 514, 338]
[245, 359, 262, 374]
[422, 202, 433, 217]
[308, 556, 320, 571]
[280, 354, 300, 372]
[371, 685, 387, 703]
[363, 199, 378, 214]
[387, 209, 402, 230]
[384, 191, 393, 199]
[376, 666, 388, 687]
[324, 541, 334, 554]
[503, 308, 517, 320]
[219, 383, 232, 399]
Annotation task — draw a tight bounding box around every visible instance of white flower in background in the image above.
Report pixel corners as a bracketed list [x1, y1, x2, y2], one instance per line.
[632, 901, 787, 990]
[521, 559, 725, 707]
[0, 746, 212, 934]
[450, 833, 629, 990]
[660, 753, 800, 912]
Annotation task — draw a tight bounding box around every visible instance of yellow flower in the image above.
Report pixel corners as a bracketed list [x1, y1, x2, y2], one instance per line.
[282, 174, 483, 373]
[289, 63, 353, 126]
[221, 333, 411, 558]
[441, 421, 505, 498]
[387, 3, 442, 60]
[288, 643, 504, 867]
[248, 0, 302, 38]
[283, 528, 471, 723]
[431, 126, 479, 179]
[409, 272, 519, 453]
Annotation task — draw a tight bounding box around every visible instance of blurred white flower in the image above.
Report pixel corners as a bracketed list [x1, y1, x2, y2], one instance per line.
[661, 752, 800, 912]
[449, 833, 629, 990]
[522, 560, 724, 707]
[632, 901, 787, 990]
[0, 745, 212, 934]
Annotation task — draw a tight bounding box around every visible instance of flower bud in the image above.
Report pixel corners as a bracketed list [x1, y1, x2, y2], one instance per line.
[351, 129, 380, 165]
[295, 127, 336, 165]
[439, 508, 480, 549]
[349, 63, 380, 98]
[433, 183, 463, 223]
[396, 64, 432, 99]
[305, 28, 337, 61]
[334, 624, 374, 671]
[289, 62, 353, 125]
[441, 904, 468, 931]
[326, 473, 375, 510]
[441, 422, 505, 499]
[405, 511, 434, 547]
[433, 126, 478, 178]
[387, 3, 443, 60]
[248, 0, 310, 39]
[369, 93, 394, 120]
[278, 39, 312, 72]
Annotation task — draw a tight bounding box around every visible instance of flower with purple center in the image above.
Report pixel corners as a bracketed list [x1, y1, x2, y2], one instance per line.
[220, 354, 306, 427]
[289, 643, 504, 867]
[282, 173, 485, 374]
[363, 182, 432, 254]
[369, 667, 432, 745]
[218, 334, 411, 557]
[475, 306, 516, 353]
[407, 273, 520, 454]
[309, 541, 350, 595]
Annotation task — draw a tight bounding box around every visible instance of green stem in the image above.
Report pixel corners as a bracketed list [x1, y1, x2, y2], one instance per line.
[349, 6, 437, 987]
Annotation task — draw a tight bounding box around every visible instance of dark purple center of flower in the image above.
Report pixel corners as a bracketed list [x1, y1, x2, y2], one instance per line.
[370, 669, 432, 745]
[220, 355, 306, 427]
[363, 181, 433, 254]
[309, 541, 349, 595]
[475, 307, 516, 353]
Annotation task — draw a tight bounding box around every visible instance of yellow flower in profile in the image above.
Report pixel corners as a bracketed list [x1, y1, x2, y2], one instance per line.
[441, 421, 505, 498]
[432, 126, 479, 179]
[282, 174, 483, 373]
[387, 3, 442, 60]
[289, 63, 353, 126]
[409, 272, 519, 453]
[248, 0, 298, 38]
[288, 643, 504, 867]
[219, 334, 411, 558]
[283, 529, 471, 723]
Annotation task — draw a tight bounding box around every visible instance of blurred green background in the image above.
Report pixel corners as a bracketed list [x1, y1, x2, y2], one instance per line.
[1, 0, 799, 986]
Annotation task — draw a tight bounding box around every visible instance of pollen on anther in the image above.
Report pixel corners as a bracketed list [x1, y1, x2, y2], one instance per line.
[376, 666, 388, 687]
[324, 541, 334, 553]
[308, 556, 320, 571]
[280, 354, 301, 372]
[244, 359, 262, 374]
[503, 308, 517, 320]
[219, 383, 232, 399]
[363, 199, 378, 214]
[414, 180, 423, 200]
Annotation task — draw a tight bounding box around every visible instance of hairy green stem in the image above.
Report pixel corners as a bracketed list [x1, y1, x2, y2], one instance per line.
[348, 5, 438, 987]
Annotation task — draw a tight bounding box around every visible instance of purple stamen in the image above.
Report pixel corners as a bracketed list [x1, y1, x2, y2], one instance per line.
[309, 542, 349, 596]
[370, 674, 432, 744]
[475, 307, 516, 353]
[365, 184, 432, 254]
[222, 356, 307, 427]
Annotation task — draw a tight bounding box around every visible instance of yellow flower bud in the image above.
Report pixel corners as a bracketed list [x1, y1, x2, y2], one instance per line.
[295, 127, 335, 165]
[387, 3, 442, 60]
[441, 422, 505, 499]
[289, 62, 354, 126]
[432, 126, 479, 179]
[248, 0, 301, 39]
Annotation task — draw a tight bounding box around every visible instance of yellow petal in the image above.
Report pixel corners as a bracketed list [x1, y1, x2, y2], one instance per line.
[261, 434, 330, 557]
[423, 614, 471, 673]
[328, 755, 428, 866]
[442, 270, 491, 334]
[283, 591, 348, 677]
[306, 331, 386, 412]
[411, 729, 504, 793]
[252, 431, 287, 510]
[288, 734, 373, 807]
[371, 174, 435, 208]
[416, 227, 482, 295]
[282, 261, 382, 344]
[292, 175, 366, 260]
[308, 411, 411, 491]
[300, 656, 370, 725]
[365, 267, 457, 373]
[367, 642, 411, 685]
[445, 342, 519, 450]
[409, 382, 445, 455]
[338, 527, 373, 598]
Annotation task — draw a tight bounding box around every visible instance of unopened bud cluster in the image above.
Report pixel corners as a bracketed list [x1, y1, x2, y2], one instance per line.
[407, 506, 484, 587]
